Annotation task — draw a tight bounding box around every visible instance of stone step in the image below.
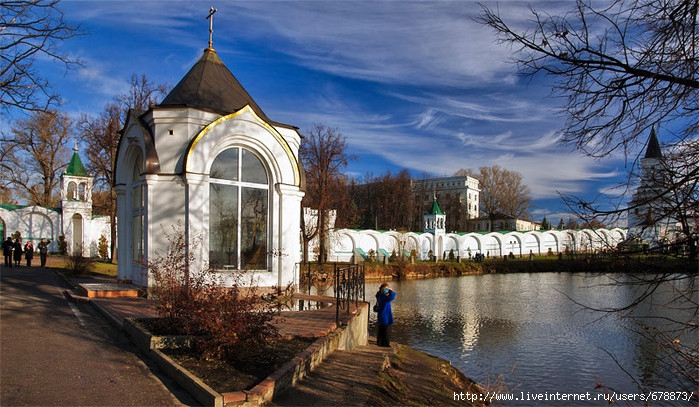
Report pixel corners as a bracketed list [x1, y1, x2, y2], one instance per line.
[271, 342, 395, 406]
[77, 282, 140, 298]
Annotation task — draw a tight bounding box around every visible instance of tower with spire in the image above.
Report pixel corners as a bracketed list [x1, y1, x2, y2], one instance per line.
[61, 144, 94, 254]
[627, 128, 676, 246]
[424, 196, 445, 234]
[61, 144, 93, 205]
[424, 196, 446, 260]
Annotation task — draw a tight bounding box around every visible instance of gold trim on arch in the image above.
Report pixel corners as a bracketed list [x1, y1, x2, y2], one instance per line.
[186, 105, 300, 186]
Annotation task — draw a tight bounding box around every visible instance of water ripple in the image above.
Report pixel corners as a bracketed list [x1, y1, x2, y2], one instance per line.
[366, 273, 695, 399]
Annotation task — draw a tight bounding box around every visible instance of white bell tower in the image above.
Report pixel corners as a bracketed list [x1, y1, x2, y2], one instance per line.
[60, 144, 93, 255]
[424, 196, 446, 260]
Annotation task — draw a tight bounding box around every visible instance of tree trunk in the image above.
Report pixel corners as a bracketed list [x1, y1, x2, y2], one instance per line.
[318, 209, 326, 264]
[302, 237, 310, 264]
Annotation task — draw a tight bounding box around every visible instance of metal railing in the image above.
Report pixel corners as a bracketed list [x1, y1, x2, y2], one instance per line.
[334, 263, 365, 325]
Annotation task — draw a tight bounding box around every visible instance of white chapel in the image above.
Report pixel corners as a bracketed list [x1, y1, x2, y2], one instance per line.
[114, 41, 305, 289]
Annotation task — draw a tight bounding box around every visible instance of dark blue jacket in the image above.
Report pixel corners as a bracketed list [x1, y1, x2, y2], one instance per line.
[376, 289, 396, 326]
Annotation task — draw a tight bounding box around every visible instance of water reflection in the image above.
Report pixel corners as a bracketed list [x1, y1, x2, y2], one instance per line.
[364, 273, 696, 402]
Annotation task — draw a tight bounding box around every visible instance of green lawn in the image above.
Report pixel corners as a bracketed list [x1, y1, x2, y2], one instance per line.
[91, 261, 118, 276]
[50, 255, 118, 277]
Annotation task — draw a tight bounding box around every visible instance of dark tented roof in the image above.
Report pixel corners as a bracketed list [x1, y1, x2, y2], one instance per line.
[159, 48, 273, 123]
[644, 128, 662, 159]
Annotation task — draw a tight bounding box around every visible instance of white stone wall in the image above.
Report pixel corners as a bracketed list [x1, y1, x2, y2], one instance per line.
[324, 227, 627, 262]
[0, 205, 111, 258]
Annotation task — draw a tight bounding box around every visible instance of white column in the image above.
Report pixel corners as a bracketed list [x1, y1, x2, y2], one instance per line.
[276, 183, 305, 290]
[114, 184, 131, 281]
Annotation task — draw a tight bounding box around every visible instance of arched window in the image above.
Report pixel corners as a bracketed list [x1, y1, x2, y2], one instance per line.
[78, 182, 86, 201]
[209, 147, 269, 270]
[67, 182, 77, 200]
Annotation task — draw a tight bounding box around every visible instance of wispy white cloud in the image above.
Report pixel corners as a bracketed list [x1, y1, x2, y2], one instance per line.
[75, 63, 128, 100]
[415, 109, 444, 130]
[233, 1, 517, 86]
[44, 0, 633, 220]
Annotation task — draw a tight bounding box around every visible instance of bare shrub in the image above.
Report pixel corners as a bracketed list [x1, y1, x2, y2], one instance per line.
[66, 246, 94, 276]
[148, 224, 280, 360]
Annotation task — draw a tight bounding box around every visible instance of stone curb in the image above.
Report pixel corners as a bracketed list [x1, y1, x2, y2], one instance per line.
[118, 306, 367, 406]
[150, 348, 223, 407]
[119, 306, 367, 406]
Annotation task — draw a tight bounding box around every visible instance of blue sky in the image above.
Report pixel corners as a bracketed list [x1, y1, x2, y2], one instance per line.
[15, 1, 644, 223]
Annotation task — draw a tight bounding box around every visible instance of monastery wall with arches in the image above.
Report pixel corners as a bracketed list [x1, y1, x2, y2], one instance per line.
[323, 228, 628, 263]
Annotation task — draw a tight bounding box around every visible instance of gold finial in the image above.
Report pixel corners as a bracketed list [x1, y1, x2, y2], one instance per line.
[206, 7, 217, 50]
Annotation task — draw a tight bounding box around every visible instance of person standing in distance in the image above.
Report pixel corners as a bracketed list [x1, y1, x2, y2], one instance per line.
[12, 238, 22, 267]
[375, 282, 396, 347]
[2, 237, 13, 267]
[24, 240, 34, 267]
[38, 238, 50, 267]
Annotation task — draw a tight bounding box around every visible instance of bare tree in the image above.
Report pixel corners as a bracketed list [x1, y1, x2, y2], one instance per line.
[409, 172, 436, 231]
[479, 0, 698, 243]
[381, 170, 410, 229]
[0, 0, 81, 115]
[1, 109, 72, 206]
[77, 103, 120, 198]
[479, 0, 698, 158]
[76, 74, 168, 262]
[116, 73, 169, 112]
[299, 124, 355, 263]
[350, 169, 414, 231]
[479, 0, 698, 394]
[0, 183, 11, 203]
[78, 74, 167, 191]
[456, 166, 532, 231]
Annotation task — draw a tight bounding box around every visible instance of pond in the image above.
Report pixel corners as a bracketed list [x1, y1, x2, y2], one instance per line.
[361, 272, 696, 405]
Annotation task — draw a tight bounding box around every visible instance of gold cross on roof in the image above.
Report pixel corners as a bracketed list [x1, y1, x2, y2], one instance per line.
[207, 7, 217, 49]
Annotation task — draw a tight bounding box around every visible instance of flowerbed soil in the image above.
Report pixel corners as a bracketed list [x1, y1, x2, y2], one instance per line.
[138, 317, 196, 336]
[137, 318, 315, 392]
[162, 338, 314, 392]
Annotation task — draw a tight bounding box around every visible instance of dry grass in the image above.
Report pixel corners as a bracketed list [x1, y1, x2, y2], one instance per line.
[367, 344, 489, 407]
[46, 255, 117, 276]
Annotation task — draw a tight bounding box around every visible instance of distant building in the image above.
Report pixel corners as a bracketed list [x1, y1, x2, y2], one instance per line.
[473, 214, 541, 232]
[412, 175, 480, 232]
[0, 146, 111, 257]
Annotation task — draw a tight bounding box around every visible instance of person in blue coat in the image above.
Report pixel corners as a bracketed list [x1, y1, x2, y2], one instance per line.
[375, 282, 396, 347]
